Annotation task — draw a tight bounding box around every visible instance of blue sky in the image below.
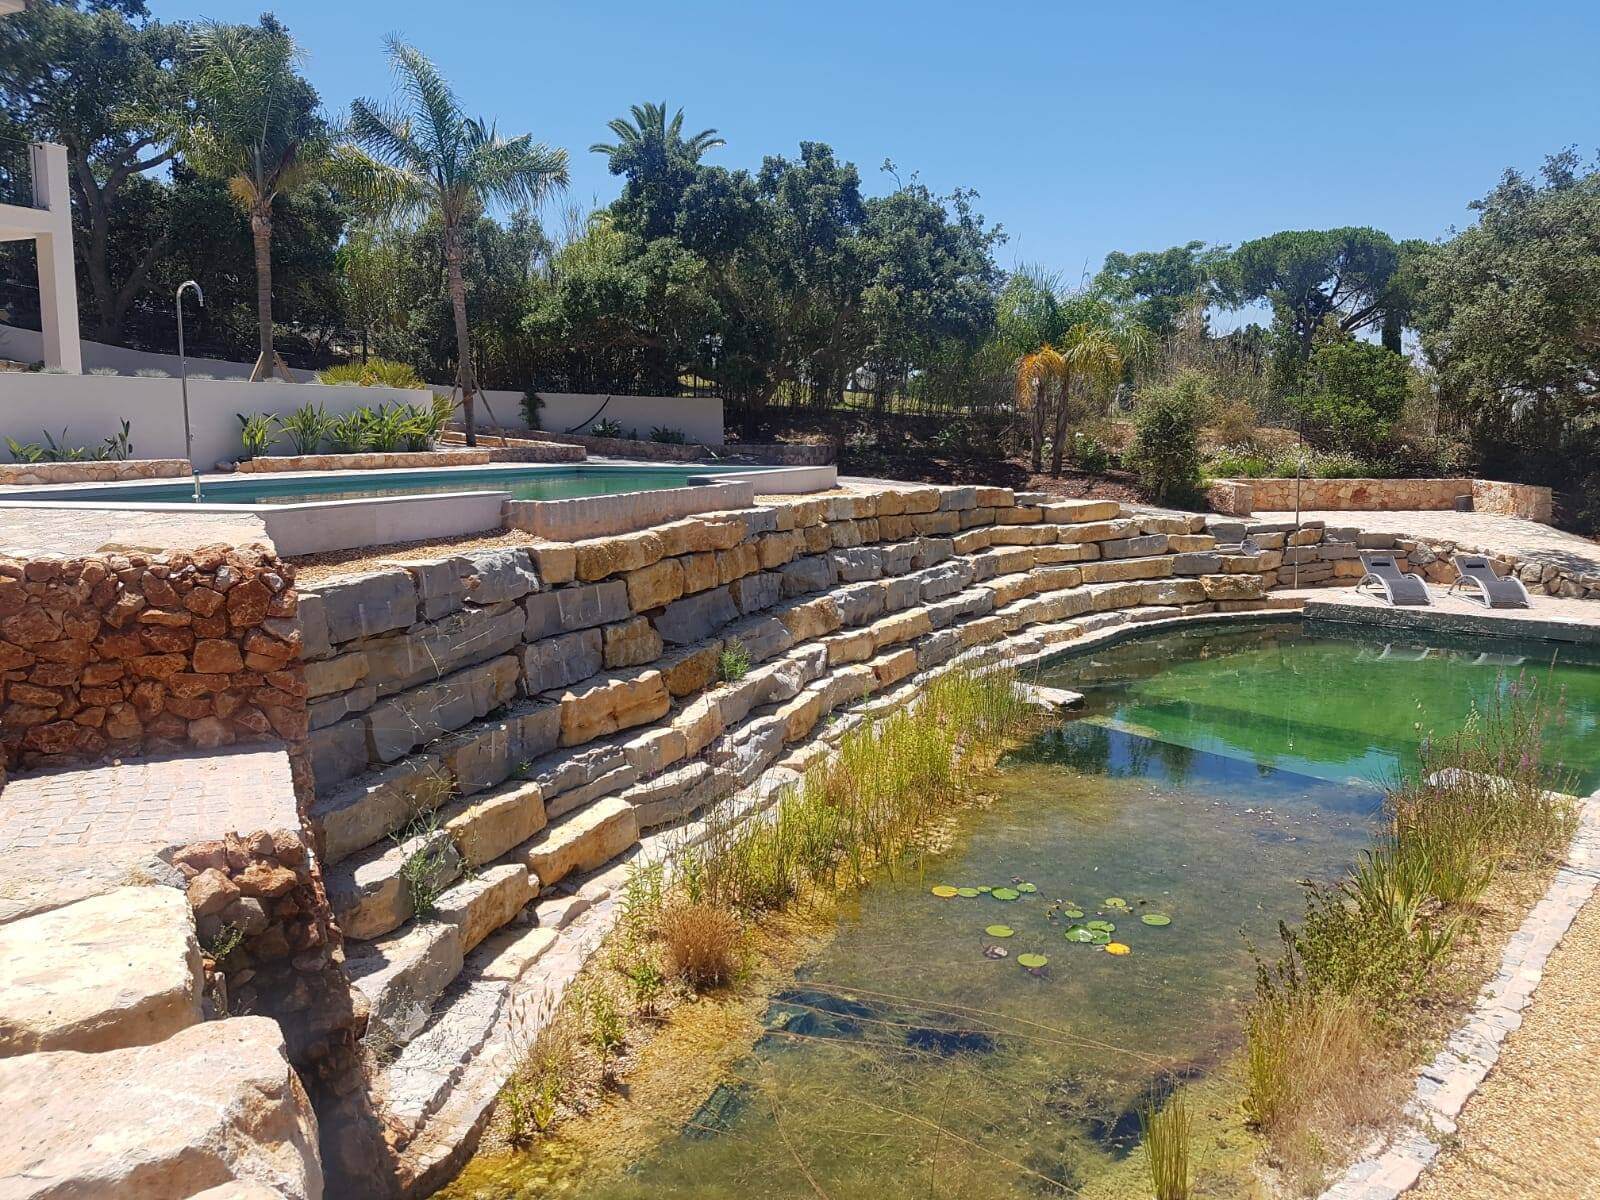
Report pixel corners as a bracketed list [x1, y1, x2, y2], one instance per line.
[159, 1, 1599, 284]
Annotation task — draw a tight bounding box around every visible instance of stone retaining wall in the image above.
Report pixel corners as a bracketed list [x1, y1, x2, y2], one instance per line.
[451, 427, 834, 466]
[233, 449, 494, 473]
[0, 458, 190, 486]
[1208, 477, 1553, 523]
[0, 544, 305, 770]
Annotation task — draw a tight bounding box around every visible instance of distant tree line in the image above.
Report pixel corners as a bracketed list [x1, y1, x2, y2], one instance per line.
[1, 2, 1595, 518]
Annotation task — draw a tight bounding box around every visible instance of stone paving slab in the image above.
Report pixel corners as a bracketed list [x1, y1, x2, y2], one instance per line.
[1305, 587, 1600, 645]
[0, 507, 273, 558]
[0, 746, 298, 923]
[1257, 509, 1600, 577]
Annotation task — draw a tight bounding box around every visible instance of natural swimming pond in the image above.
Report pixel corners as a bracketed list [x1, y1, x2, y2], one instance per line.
[0, 464, 756, 506]
[442, 619, 1600, 1199]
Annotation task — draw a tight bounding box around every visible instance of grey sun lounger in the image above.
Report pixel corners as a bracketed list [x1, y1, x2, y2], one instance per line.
[1356, 553, 1432, 606]
[1448, 554, 1531, 609]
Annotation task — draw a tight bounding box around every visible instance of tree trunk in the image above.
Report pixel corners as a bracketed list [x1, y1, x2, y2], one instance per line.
[1049, 380, 1072, 476]
[1029, 388, 1045, 474]
[444, 221, 477, 446]
[248, 206, 276, 382]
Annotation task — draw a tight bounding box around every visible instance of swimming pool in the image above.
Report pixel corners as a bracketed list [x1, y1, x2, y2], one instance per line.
[0, 463, 761, 506]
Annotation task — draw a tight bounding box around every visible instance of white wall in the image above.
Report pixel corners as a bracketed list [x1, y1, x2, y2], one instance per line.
[0, 322, 259, 380]
[0, 372, 424, 469]
[483, 390, 725, 446]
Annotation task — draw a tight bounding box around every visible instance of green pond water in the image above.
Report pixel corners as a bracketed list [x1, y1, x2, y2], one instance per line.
[441, 620, 1600, 1199]
[6, 465, 751, 506]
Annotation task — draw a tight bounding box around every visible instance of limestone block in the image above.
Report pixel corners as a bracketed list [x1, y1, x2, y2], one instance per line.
[363, 603, 525, 696]
[519, 795, 640, 888]
[1164, 533, 1216, 552]
[778, 554, 835, 597]
[869, 608, 933, 651]
[519, 629, 603, 693]
[346, 921, 463, 1044]
[1198, 574, 1266, 600]
[530, 543, 576, 586]
[1079, 557, 1175, 584]
[453, 548, 540, 606]
[307, 718, 367, 788]
[959, 614, 1007, 648]
[925, 590, 994, 629]
[1171, 552, 1222, 576]
[730, 570, 783, 614]
[625, 558, 685, 612]
[654, 587, 740, 646]
[602, 617, 664, 668]
[440, 781, 547, 868]
[0, 887, 202, 1056]
[1100, 533, 1169, 559]
[909, 510, 960, 536]
[523, 742, 629, 807]
[830, 547, 884, 583]
[775, 687, 826, 743]
[880, 541, 917, 576]
[832, 581, 886, 626]
[716, 542, 761, 584]
[433, 864, 535, 953]
[550, 668, 669, 747]
[1040, 499, 1121, 522]
[975, 486, 1014, 508]
[1032, 565, 1083, 592]
[1140, 579, 1207, 605]
[312, 754, 449, 866]
[916, 628, 964, 670]
[989, 525, 1055, 546]
[992, 505, 1043, 525]
[882, 575, 920, 612]
[986, 574, 1038, 606]
[363, 655, 520, 763]
[509, 701, 562, 763]
[1218, 554, 1265, 574]
[873, 648, 918, 687]
[574, 531, 665, 582]
[1033, 542, 1098, 564]
[309, 686, 376, 731]
[326, 827, 463, 941]
[721, 614, 793, 663]
[0, 1016, 321, 1200]
[917, 561, 973, 600]
[823, 663, 878, 709]
[306, 570, 416, 647]
[757, 530, 806, 570]
[384, 556, 464, 620]
[656, 642, 723, 697]
[304, 651, 369, 700]
[822, 628, 875, 666]
[951, 529, 993, 555]
[619, 724, 688, 777]
[1088, 582, 1146, 611]
[436, 719, 517, 796]
[776, 595, 843, 643]
[522, 580, 628, 639]
[678, 694, 725, 756]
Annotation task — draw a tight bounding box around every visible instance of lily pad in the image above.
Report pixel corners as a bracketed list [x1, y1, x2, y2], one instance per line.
[956, 887, 981, 898]
[1140, 913, 1172, 927]
[1062, 908, 1085, 920]
[977, 886, 993, 893]
[1017, 953, 1049, 969]
[991, 887, 1021, 901]
[1090, 931, 1112, 945]
[982, 944, 1008, 959]
[930, 885, 959, 898]
[1086, 920, 1116, 933]
[985, 924, 1015, 938]
[1104, 942, 1131, 956]
[1064, 925, 1095, 943]
[1017, 882, 1038, 894]
[1104, 897, 1129, 908]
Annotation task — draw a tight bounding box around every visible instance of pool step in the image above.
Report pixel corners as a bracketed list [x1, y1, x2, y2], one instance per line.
[513, 794, 642, 890]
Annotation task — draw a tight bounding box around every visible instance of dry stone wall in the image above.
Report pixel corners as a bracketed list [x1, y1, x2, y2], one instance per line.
[0, 544, 305, 770]
[1208, 476, 1554, 523]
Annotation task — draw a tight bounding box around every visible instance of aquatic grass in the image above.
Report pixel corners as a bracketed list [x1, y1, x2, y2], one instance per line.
[658, 901, 742, 988]
[1139, 1088, 1193, 1200]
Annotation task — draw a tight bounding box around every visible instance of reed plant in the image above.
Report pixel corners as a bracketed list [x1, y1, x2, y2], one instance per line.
[1139, 1088, 1194, 1200]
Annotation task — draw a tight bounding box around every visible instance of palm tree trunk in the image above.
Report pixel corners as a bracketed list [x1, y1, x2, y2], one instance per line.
[1050, 382, 1071, 476]
[444, 222, 477, 446]
[249, 206, 275, 382]
[1029, 385, 1044, 474]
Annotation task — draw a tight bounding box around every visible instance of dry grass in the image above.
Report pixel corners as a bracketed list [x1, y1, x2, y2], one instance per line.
[658, 901, 743, 988]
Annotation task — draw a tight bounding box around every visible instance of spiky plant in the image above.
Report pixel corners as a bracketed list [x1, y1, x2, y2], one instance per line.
[339, 40, 568, 445]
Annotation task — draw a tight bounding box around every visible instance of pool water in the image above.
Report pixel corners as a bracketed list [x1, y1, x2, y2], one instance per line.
[1, 464, 753, 506]
[440, 621, 1600, 1199]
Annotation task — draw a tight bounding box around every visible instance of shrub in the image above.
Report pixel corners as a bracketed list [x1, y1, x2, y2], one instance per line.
[1071, 431, 1111, 474]
[402, 396, 454, 451]
[326, 410, 372, 454]
[649, 426, 687, 444]
[503, 992, 575, 1147]
[657, 902, 741, 988]
[237, 413, 277, 459]
[1126, 371, 1207, 502]
[1290, 336, 1411, 458]
[589, 418, 625, 439]
[362, 404, 411, 452]
[279, 403, 330, 454]
[317, 358, 425, 389]
[6, 424, 133, 463]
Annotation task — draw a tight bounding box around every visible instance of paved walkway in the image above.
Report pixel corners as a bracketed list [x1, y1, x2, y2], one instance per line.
[0, 747, 297, 922]
[1257, 509, 1600, 578]
[0, 507, 272, 558]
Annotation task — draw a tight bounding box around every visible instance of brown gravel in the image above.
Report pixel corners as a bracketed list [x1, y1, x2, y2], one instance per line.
[288, 528, 535, 584]
[1409, 893, 1600, 1200]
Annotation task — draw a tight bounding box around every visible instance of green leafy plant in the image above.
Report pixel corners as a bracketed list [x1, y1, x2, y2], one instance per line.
[206, 922, 246, 962]
[649, 425, 687, 444]
[279, 402, 330, 454]
[716, 640, 751, 683]
[4, 437, 42, 463]
[362, 403, 412, 452]
[391, 810, 455, 920]
[327, 410, 373, 454]
[317, 357, 426, 388]
[579, 982, 626, 1082]
[520, 389, 545, 430]
[1071, 431, 1111, 474]
[237, 412, 277, 458]
[1126, 370, 1206, 502]
[401, 395, 454, 451]
[589, 418, 625, 439]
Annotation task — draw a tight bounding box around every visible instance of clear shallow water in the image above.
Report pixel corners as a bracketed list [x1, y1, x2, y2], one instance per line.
[442, 621, 1600, 1199]
[4, 465, 751, 506]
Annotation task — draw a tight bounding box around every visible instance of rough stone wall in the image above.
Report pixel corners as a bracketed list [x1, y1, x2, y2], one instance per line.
[0, 545, 305, 770]
[519, 431, 835, 465]
[172, 828, 363, 1083]
[1209, 477, 1553, 522]
[0, 458, 190, 485]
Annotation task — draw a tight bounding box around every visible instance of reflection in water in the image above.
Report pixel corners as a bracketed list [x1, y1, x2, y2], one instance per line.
[441, 622, 1600, 1199]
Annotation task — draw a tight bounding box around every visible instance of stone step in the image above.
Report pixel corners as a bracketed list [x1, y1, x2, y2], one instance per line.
[311, 753, 448, 866]
[0, 886, 203, 1056]
[511, 794, 641, 890]
[325, 826, 464, 943]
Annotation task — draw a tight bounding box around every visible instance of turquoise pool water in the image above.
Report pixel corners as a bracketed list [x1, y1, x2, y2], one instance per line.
[1, 464, 755, 506]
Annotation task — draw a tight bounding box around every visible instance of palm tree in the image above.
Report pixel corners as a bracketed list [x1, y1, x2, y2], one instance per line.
[1015, 345, 1066, 473]
[1048, 323, 1132, 476]
[184, 19, 327, 382]
[340, 38, 569, 444]
[590, 101, 725, 167]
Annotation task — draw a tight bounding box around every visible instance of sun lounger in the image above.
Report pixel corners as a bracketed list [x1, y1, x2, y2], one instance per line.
[1356, 553, 1432, 606]
[1448, 554, 1531, 609]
